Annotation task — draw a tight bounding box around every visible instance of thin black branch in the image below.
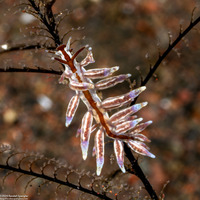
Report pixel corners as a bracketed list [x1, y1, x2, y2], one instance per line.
[124, 143, 158, 200]
[141, 14, 200, 87]
[131, 14, 200, 108]
[0, 67, 62, 75]
[55, 10, 72, 32]
[0, 44, 55, 55]
[28, 0, 61, 46]
[0, 163, 112, 200]
[128, 14, 200, 200]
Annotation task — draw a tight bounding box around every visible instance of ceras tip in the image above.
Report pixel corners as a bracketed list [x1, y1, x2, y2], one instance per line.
[131, 102, 147, 113]
[85, 44, 89, 49]
[65, 116, 72, 127]
[66, 37, 72, 51]
[135, 117, 143, 124]
[147, 120, 153, 125]
[81, 141, 89, 160]
[96, 158, 104, 176]
[129, 86, 146, 99]
[140, 86, 146, 92]
[149, 153, 156, 159]
[96, 167, 102, 176]
[128, 140, 155, 159]
[87, 48, 95, 63]
[129, 118, 143, 130]
[142, 102, 148, 107]
[111, 66, 119, 73]
[118, 162, 126, 173]
[127, 73, 132, 78]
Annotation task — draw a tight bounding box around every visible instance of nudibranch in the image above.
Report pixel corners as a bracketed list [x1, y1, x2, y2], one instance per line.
[53, 38, 155, 176]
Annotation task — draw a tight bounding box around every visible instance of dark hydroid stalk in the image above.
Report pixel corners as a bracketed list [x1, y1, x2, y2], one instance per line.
[28, 0, 61, 46]
[124, 143, 158, 200]
[0, 163, 112, 200]
[141, 14, 200, 87]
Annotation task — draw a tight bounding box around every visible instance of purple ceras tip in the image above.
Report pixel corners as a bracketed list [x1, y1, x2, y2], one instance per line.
[65, 116, 72, 127]
[129, 86, 146, 99]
